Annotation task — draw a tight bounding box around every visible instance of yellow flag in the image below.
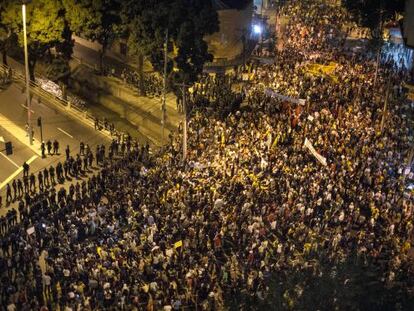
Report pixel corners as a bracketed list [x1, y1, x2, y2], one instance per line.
[97, 246, 103, 258]
[174, 240, 183, 249]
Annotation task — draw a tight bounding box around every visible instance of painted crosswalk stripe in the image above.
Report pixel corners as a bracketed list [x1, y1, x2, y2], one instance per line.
[0, 151, 19, 168]
[0, 112, 42, 156]
[0, 154, 38, 191]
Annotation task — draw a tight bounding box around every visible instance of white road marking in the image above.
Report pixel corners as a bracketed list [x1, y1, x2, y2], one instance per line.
[57, 127, 73, 138]
[0, 154, 38, 191]
[21, 104, 35, 114]
[0, 112, 42, 156]
[0, 151, 19, 168]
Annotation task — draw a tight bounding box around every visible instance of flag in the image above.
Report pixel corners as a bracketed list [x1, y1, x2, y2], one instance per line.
[174, 240, 183, 249]
[304, 138, 327, 166]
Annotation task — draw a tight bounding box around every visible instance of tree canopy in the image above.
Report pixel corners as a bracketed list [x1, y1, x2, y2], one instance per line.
[1, 0, 66, 79]
[0, 0, 12, 64]
[121, 0, 219, 86]
[1, 0, 219, 85]
[62, 0, 122, 72]
[342, 0, 405, 34]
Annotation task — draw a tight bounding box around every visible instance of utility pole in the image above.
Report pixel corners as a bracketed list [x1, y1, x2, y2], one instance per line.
[260, 0, 263, 16]
[183, 83, 187, 161]
[176, 82, 191, 162]
[162, 30, 168, 142]
[242, 28, 247, 71]
[374, 2, 384, 88]
[37, 117, 43, 143]
[380, 78, 391, 133]
[22, 0, 33, 145]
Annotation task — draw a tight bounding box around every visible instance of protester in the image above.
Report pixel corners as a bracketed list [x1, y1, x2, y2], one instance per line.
[1, 1, 414, 310]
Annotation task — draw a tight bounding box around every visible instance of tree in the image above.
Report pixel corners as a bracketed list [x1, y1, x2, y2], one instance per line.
[1, 0, 66, 80]
[121, 0, 219, 93]
[0, 23, 11, 66]
[62, 0, 122, 74]
[120, 0, 165, 95]
[342, 0, 405, 37]
[170, 0, 219, 84]
[0, 0, 12, 65]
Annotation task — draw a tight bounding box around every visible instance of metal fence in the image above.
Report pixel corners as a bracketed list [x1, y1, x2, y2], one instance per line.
[0, 63, 126, 142]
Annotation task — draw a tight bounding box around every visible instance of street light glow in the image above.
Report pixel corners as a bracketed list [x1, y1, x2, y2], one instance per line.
[253, 24, 262, 35]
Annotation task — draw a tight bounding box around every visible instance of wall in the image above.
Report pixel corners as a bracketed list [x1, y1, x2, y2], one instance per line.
[72, 35, 130, 63]
[205, 3, 254, 61]
[404, 0, 414, 48]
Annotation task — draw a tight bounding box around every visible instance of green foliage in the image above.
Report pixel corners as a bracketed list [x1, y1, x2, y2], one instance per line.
[55, 22, 74, 61]
[1, 0, 66, 79]
[219, 0, 252, 10]
[62, 0, 122, 72]
[342, 0, 405, 33]
[121, 0, 219, 85]
[0, 2, 11, 64]
[63, 0, 121, 45]
[2, 0, 65, 48]
[46, 57, 70, 83]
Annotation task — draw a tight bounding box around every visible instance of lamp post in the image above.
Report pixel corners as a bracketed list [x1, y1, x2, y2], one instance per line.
[162, 30, 168, 142]
[22, 0, 32, 145]
[176, 81, 191, 162]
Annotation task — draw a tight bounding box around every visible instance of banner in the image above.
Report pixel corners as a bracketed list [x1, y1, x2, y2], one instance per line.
[304, 138, 327, 166]
[265, 89, 306, 105]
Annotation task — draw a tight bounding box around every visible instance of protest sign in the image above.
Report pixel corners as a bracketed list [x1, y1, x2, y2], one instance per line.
[26, 226, 35, 235]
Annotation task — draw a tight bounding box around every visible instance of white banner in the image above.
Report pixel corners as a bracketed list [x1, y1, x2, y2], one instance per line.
[304, 138, 327, 166]
[265, 89, 306, 105]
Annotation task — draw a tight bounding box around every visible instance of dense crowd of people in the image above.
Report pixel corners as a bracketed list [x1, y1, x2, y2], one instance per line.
[120, 69, 164, 98]
[0, 67, 12, 89]
[1, 0, 414, 310]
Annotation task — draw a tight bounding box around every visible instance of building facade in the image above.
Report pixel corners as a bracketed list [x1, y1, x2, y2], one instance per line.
[204, 0, 254, 62]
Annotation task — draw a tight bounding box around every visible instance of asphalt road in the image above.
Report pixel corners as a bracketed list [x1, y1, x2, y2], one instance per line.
[0, 82, 111, 198]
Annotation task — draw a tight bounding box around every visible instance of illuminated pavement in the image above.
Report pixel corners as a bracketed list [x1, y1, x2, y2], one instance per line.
[0, 82, 111, 201]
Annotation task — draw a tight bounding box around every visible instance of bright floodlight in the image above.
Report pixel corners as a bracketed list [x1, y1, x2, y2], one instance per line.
[253, 24, 262, 35]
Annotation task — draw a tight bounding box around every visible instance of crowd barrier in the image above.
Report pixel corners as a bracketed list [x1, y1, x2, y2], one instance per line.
[0, 62, 158, 147]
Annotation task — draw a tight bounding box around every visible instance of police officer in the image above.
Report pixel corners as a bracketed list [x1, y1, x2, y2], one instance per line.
[23, 175, 29, 194]
[5, 184, 12, 204]
[41, 141, 46, 158]
[23, 161, 29, 177]
[43, 167, 49, 188]
[49, 165, 56, 185]
[65, 145, 70, 160]
[63, 161, 69, 179]
[46, 140, 52, 155]
[53, 140, 59, 154]
[17, 179, 23, 198]
[80, 142, 85, 155]
[29, 173, 36, 192]
[12, 180, 17, 201]
[38, 171, 44, 191]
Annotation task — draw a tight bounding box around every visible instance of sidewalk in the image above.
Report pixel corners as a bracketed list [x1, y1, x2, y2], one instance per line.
[0, 112, 42, 157]
[70, 63, 181, 146]
[71, 37, 152, 77]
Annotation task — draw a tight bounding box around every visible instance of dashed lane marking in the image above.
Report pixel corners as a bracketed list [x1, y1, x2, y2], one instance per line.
[57, 127, 74, 139]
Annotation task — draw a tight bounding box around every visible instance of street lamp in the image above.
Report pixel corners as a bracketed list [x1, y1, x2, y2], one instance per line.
[253, 24, 262, 35]
[22, 0, 33, 145]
